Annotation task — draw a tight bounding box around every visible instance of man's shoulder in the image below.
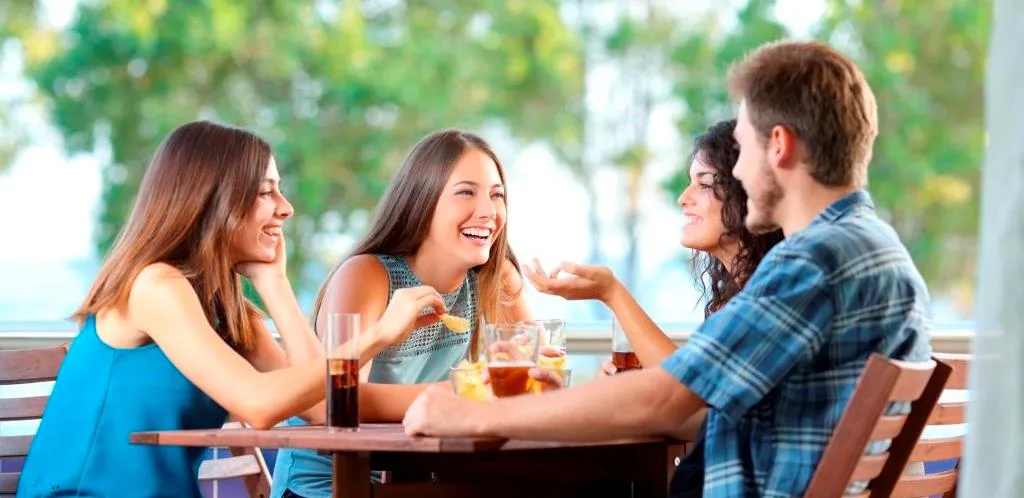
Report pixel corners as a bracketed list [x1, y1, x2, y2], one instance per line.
[778, 208, 910, 277]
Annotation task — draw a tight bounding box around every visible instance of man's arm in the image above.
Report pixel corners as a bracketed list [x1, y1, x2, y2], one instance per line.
[669, 408, 707, 441]
[406, 250, 833, 440]
[405, 366, 705, 441]
[661, 249, 833, 421]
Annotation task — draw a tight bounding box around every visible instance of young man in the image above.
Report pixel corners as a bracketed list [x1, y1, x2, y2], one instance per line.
[402, 40, 933, 497]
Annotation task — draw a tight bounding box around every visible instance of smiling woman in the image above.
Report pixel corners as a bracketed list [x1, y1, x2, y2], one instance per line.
[237, 157, 290, 264]
[680, 119, 784, 317]
[15, 121, 436, 498]
[271, 129, 533, 498]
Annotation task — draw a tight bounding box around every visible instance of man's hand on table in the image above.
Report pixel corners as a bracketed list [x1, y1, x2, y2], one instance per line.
[404, 368, 564, 437]
[403, 384, 486, 437]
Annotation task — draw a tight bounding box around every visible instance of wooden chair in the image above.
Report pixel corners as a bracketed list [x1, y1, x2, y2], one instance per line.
[198, 421, 273, 498]
[0, 343, 68, 498]
[803, 354, 950, 498]
[0, 345, 271, 498]
[885, 352, 970, 498]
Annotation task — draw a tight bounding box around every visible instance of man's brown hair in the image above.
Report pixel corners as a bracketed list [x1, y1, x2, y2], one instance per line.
[727, 40, 878, 188]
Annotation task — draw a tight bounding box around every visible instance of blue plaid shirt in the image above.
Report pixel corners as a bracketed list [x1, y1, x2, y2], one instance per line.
[661, 190, 932, 497]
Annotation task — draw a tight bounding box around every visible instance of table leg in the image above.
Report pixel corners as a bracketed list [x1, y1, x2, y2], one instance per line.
[667, 442, 686, 486]
[332, 451, 371, 498]
[632, 444, 670, 498]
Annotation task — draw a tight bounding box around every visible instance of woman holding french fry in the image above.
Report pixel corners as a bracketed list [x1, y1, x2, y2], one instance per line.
[272, 129, 532, 498]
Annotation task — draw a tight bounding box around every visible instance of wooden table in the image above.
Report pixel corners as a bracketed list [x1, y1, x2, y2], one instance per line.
[131, 423, 681, 497]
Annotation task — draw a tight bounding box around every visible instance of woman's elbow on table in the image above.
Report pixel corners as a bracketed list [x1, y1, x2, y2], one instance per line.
[230, 395, 284, 430]
[245, 417, 278, 431]
[228, 376, 317, 430]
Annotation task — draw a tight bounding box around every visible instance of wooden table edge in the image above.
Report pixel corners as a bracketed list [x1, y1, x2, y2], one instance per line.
[128, 427, 679, 454]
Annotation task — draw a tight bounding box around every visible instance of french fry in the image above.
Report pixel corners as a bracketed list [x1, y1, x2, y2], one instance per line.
[440, 313, 471, 333]
[452, 359, 491, 401]
[527, 378, 543, 394]
[456, 359, 486, 371]
[537, 354, 567, 369]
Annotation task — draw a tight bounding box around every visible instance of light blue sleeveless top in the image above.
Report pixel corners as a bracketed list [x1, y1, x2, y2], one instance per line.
[271, 254, 479, 498]
[17, 315, 229, 498]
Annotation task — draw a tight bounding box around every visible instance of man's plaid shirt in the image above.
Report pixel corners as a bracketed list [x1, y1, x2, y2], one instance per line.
[662, 190, 933, 497]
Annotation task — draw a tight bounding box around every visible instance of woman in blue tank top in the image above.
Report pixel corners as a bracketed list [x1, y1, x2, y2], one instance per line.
[272, 130, 532, 498]
[17, 121, 446, 498]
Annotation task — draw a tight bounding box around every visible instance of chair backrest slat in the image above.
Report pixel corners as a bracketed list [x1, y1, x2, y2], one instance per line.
[885, 353, 971, 498]
[850, 453, 888, 481]
[889, 363, 936, 401]
[199, 455, 264, 481]
[869, 414, 907, 440]
[0, 396, 49, 422]
[804, 354, 945, 498]
[891, 469, 959, 498]
[926, 402, 966, 425]
[862, 356, 951, 496]
[0, 344, 67, 495]
[0, 435, 32, 458]
[198, 446, 273, 497]
[907, 437, 962, 462]
[1, 471, 20, 495]
[933, 353, 970, 389]
[0, 346, 68, 385]
[1, 345, 271, 497]
[229, 446, 272, 498]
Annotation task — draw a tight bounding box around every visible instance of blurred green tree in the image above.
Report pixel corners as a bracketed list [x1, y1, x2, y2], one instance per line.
[0, 0, 43, 172]
[818, 0, 989, 310]
[601, 0, 679, 291]
[668, 0, 787, 143]
[5, 0, 990, 316]
[543, 0, 610, 318]
[0, 0, 39, 39]
[18, 0, 582, 296]
[664, 0, 988, 311]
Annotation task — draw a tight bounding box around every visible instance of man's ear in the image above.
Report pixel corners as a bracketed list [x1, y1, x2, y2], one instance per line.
[766, 124, 801, 172]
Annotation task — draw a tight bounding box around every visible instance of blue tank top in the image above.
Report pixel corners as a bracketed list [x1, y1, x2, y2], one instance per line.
[17, 315, 228, 498]
[271, 254, 479, 498]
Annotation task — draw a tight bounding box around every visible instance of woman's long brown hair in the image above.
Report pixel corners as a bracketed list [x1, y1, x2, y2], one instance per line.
[72, 121, 272, 352]
[311, 130, 522, 354]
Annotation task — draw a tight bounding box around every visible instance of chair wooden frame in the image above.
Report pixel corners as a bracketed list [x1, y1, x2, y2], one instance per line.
[803, 353, 949, 498]
[1, 344, 271, 497]
[0, 343, 68, 497]
[199, 421, 273, 498]
[885, 352, 969, 498]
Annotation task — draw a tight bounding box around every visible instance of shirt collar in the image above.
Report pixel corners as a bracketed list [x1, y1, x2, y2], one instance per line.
[807, 189, 874, 229]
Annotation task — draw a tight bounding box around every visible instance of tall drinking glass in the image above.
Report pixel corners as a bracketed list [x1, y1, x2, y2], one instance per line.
[483, 323, 540, 397]
[519, 319, 566, 352]
[519, 319, 567, 370]
[325, 313, 360, 431]
[611, 317, 641, 373]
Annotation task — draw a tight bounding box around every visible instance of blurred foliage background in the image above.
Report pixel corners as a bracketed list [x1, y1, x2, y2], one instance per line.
[0, 0, 989, 317]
